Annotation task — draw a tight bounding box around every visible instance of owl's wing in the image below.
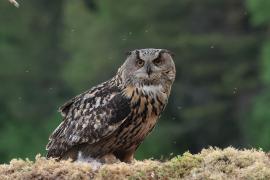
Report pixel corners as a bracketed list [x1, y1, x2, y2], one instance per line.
[46, 81, 131, 158]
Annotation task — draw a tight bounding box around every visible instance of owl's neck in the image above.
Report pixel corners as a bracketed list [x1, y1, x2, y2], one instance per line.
[138, 84, 163, 94]
[123, 84, 168, 103]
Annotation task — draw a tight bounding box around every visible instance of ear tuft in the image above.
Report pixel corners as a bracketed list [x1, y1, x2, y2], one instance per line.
[161, 49, 175, 57]
[126, 51, 132, 56]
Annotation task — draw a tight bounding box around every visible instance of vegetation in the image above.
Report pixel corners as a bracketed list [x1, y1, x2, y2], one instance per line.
[1, 0, 270, 167]
[1, 147, 270, 179]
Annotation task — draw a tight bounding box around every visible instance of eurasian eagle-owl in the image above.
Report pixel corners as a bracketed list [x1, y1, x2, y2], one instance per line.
[46, 48, 176, 163]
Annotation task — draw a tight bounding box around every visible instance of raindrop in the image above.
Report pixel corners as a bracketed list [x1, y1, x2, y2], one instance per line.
[25, 70, 29, 73]
[145, 30, 149, 33]
[210, 45, 214, 49]
[177, 106, 182, 110]
[233, 87, 238, 94]
[9, 0, 19, 8]
[128, 32, 132, 35]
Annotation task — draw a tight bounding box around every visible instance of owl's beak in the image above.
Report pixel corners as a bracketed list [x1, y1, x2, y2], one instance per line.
[146, 65, 152, 77]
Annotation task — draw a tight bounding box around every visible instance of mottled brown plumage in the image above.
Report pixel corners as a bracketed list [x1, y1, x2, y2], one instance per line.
[46, 48, 176, 163]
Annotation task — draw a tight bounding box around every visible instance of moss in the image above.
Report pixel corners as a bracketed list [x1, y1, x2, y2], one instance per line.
[1, 147, 270, 179]
[156, 152, 202, 179]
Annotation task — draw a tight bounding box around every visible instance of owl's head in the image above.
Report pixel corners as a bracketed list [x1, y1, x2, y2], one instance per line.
[119, 48, 176, 88]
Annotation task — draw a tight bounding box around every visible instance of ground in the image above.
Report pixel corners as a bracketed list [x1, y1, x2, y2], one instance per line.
[1, 147, 270, 179]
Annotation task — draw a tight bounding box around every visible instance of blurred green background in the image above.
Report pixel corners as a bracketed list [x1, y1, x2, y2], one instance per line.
[0, 0, 270, 163]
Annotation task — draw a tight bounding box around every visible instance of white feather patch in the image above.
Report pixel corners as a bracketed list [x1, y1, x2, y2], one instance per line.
[140, 85, 163, 94]
[76, 151, 102, 170]
[94, 97, 101, 108]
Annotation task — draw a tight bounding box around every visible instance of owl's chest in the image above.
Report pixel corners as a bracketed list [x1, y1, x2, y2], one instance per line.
[116, 88, 167, 147]
[115, 102, 158, 148]
[128, 110, 159, 143]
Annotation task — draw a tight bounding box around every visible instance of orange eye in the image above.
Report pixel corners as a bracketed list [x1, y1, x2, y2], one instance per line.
[153, 58, 162, 66]
[136, 59, 145, 67]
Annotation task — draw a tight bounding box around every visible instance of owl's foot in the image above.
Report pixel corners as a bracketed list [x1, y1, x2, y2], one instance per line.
[122, 153, 134, 163]
[114, 149, 136, 163]
[100, 153, 120, 164]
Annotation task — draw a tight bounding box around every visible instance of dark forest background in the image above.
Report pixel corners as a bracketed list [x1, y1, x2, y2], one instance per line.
[1, 0, 270, 163]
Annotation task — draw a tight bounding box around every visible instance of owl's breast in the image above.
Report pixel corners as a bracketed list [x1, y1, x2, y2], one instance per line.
[114, 85, 167, 149]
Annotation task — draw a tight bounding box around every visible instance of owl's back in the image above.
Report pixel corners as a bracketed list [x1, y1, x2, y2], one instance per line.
[46, 79, 131, 159]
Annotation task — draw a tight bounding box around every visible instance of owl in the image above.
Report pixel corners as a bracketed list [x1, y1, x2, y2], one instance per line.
[46, 48, 176, 163]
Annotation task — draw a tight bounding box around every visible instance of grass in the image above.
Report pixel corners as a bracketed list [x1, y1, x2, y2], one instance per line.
[1, 147, 270, 179]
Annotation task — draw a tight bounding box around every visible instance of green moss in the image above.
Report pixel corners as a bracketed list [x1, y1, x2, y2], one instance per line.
[1, 147, 270, 179]
[156, 152, 202, 179]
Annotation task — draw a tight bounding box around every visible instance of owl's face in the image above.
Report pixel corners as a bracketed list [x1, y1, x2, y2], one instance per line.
[121, 48, 176, 87]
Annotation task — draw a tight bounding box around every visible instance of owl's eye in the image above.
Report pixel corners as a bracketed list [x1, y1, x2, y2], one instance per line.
[136, 59, 145, 67]
[153, 58, 163, 66]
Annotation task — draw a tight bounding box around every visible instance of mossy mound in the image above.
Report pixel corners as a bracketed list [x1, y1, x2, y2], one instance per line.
[1, 147, 270, 179]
